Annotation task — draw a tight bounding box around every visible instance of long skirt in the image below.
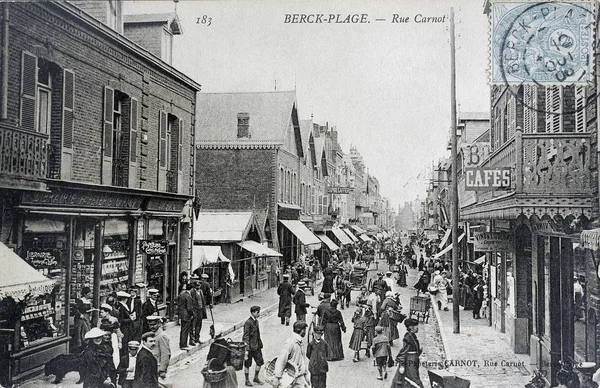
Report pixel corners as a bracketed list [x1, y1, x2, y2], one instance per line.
[364, 327, 374, 347]
[324, 322, 344, 361]
[434, 289, 448, 310]
[203, 365, 238, 388]
[321, 277, 334, 294]
[391, 354, 424, 388]
[348, 327, 364, 351]
[379, 315, 399, 341]
[397, 271, 407, 287]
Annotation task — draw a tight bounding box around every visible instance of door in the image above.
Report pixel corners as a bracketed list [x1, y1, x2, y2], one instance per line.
[240, 260, 245, 295]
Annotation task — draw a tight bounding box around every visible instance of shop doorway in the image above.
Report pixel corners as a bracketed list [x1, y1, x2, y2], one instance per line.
[515, 225, 532, 354]
[239, 260, 245, 295]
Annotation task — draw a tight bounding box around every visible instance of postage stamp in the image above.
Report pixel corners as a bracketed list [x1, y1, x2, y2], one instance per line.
[491, 2, 595, 85]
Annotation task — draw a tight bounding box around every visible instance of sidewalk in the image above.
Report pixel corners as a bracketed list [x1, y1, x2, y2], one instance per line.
[18, 286, 282, 388]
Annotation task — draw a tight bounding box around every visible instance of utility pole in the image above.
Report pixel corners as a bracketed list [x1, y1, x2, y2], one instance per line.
[449, 7, 460, 334]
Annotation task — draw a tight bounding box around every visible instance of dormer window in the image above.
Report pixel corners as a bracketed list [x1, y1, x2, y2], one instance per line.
[237, 113, 250, 138]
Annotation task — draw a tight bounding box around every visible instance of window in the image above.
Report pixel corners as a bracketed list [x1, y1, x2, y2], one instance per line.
[36, 59, 52, 136]
[110, 91, 129, 187]
[575, 86, 586, 133]
[237, 113, 249, 138]
[280, 168, 284, 202]
[545, 86, 562, 133]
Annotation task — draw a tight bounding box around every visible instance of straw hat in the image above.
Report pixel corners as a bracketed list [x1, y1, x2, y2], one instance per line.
[84, 327, 107, 339]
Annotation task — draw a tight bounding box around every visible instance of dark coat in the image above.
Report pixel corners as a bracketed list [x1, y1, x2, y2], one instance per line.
[117, 353, 134, 386]
[117, 303, 135, 347]
[277, 281, 294, 318]
[242, 317, 263, 351]
[129, 297, 143, 340]
[307, 339, 329, 375]
[141, 300, 158, 333]
[321, 268, 334, 294]
[133, 347, 158, 388]
[199, 280, 213, 305]
[190, 288, 206, 320]
[316, 300, 330, 326]
[177, 290, 193, 322]
[293, 289, 309, 316]
[206, 337, 233, 370]
[81, 342, 116, 388]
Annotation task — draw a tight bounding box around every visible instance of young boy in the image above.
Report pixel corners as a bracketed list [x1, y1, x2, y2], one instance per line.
[371, 325, 391, 380]
[307, 325, 329, 388]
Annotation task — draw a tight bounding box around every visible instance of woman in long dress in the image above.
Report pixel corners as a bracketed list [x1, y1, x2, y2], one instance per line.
[378, 295, 400, 345]
[322, 299, 346, 361]
[203, 333, 238, 388]
[321, 267, 335, 294]
[391, 318, 424, 388]
[396, 263, 408, 287]
[432, 270, 449, 311]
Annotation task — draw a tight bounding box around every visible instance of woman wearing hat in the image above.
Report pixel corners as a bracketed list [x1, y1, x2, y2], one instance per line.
[378, 292, 401, 345]
[277, 274, 294, 325]
[99, 303, 121, 368]
[392, 318, 424, 388]
[431, 270, 449, 311]
[81, 328, 117, 388]
[321, 299, 346, 361]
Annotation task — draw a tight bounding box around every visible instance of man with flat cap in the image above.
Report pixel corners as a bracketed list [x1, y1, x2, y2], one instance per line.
[117, 340, 140, 388]
[307, 325, 329, 388]
[146, 315, 171, 380]
[277, 274, 293, 326]
[134, 332, 159, 388]
[141, 288, 159, 334]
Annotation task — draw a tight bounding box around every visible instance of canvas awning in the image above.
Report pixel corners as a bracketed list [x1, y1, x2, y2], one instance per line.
[194, 212, 255, 242]
[439, 229, 451, 248]
[376, 232, 383, 239]
[0, 242, 56, 300]
[433, 233, 466, 259]
[191, 245, 231, 269]
[316, 233, 339, 251]
[238, 240, 283, 257]
[359, 234, 373, 242]
[279, 220, 321, 246]
[343, 228, 359, 243]
[474, 255, 486, 265]
[350, 225, 367, 234]
[331, 227, 353, 245]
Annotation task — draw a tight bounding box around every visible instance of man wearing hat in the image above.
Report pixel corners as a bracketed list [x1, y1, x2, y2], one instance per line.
[372, 272, 389, 314]
[146, 315, 171, 379]
[277, 274, 293, 326]
[198, 273, 213, 308]
[307, 325, 329, 388]
[118, 340, 140, 388]
[134, 332, 159, 388]
[190, 277, 206, 346]
[71, 303, 93, 353]
[116, 291, 135, 356]
[293, 281, 310, 323]
[316, 293, 331, 326]
[243, 306, 264, 386]
[128, 286, 143, 341]
[273, 322, 309, 388]
[177, 282, 193, 350]
[141, 289, 159, 334]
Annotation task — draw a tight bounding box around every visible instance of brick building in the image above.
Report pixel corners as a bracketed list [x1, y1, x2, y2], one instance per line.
[0, 2, 200, 384]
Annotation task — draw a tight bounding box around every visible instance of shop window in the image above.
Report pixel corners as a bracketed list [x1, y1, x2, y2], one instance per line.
[100, 218, 130, 302]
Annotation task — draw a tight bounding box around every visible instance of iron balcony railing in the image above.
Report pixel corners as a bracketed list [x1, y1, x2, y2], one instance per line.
[0, 122, 48, 182]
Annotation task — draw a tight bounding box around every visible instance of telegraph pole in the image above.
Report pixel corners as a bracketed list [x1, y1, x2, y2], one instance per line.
[450, 6, 460, 334]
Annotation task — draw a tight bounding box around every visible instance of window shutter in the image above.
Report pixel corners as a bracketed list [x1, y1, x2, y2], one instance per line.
[20, 51, 37, 131]
[128, 97, 139, 188]
[178, 119, 183, 171]
[61, 69, 75, 180]
[575, 86, 586, 132]
[157, 110, 167, 191]
[102, 86, 114, 184]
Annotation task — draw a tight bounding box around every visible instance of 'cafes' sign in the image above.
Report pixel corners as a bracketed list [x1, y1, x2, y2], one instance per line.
[465, 168, 511, 191]
[473, 232, 512, 252]
[26, 249, 59, 269]
[139, 240, 168, 255]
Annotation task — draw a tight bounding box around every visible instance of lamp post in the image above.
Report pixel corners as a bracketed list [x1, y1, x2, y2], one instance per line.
[450, 6, 460, 334]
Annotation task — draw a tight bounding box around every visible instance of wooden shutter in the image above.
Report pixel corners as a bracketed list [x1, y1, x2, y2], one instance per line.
[157, 110, 167, 191]
[61, 69, 75, 180]
[575, 86, 586, 132]
[545, 86, 562, 133]
[177, 118, 183, 193]
[102, 86, 114, 184]
[20, 51, 37, 131]
[128, 97, 139, 188]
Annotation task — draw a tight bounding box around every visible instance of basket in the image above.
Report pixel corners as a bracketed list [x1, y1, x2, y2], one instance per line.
[264, 358, 298, 388]
[389, 309, 406, 322]
[227, 339, 246, 371]
[201, 358, 227, 383]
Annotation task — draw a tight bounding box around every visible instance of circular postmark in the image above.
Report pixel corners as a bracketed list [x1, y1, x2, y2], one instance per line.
[493, 2, 597, 115]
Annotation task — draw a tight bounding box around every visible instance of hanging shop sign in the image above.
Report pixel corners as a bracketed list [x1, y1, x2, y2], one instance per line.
[328, 186, 352, 194]
[139, 240, 168, 255]
[464, 168, 511, 191]
[26, 249, 60, 269]
[473, 231, 512, 252]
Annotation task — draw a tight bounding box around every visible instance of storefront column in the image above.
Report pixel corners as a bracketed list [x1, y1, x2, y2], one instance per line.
[92, 219, 102, 326]
[65, 217, 74, 343]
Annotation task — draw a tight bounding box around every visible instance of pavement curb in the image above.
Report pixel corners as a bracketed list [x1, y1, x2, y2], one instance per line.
[430, 294, 452, 360]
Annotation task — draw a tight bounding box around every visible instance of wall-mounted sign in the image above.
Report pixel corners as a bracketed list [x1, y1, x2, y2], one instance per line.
[328, 187, 352, 194]
[139, 240, 168, 256]
[473, 231, 512, 252]
[465, 168, 511, 191]
[26, 249, 60, 269]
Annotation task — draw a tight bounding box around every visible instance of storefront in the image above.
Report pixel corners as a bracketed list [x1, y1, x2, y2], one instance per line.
[278, 220, 322, 268]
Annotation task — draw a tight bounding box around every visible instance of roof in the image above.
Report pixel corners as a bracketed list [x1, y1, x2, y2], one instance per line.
[299, 120, 313, 160]
[124, 13, 182, 35]
[458, 112, 490, 121]
[193, 211, 255, 242]
[196, 91, 297, 144]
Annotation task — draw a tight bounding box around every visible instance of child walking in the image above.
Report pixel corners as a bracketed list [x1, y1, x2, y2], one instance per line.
[349, 307, 367, 362]
[307, 325, 329, 388]
[372, 325, 391, 380]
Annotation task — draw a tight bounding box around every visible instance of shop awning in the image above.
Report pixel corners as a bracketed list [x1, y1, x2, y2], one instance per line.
[376, 232, 383, 239]
[238, 240, 283, 257]
[439, 229, 451, 248]
[474, 255, 486, 265]
[279, 220, 322, 246]
[359, 234, 373, 242]
[316, 233, 339, 251]
[0, 242, 56, 300]
[331, 227, 353, 245]
[433, 233, 465, 259]
[581, 228, 600, 251]
[194, 212, 254, 242]
[351, 225, 367, 234]
[343, 228, 359, 243]
[191, 245, 230, 269]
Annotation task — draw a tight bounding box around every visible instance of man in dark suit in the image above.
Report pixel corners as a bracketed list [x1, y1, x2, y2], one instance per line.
[190, 278, 205, 345]
[140, 288, 159, 334]
[177, 283, 193, 350]
[128, 286, 143, 341]
[116, 291, 135, 356]
[293, 281, 310, 322]
[243, 305, 264, 386]
[134, 332, 158, 388]
[117, 340, 139, 388]
[199, 273, 213, 307]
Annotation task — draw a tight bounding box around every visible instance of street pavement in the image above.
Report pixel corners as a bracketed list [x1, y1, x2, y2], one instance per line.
[17, 249, 537, 388]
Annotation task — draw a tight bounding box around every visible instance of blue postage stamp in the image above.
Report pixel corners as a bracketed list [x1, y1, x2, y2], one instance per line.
[491, 2, 595, 85]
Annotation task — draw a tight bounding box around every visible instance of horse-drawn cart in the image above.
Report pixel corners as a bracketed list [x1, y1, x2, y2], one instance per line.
[349, 266, 368, 290]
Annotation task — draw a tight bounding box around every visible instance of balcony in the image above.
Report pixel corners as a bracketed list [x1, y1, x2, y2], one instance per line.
[461, 131, 595, 221]
[0, 122, 48, 191]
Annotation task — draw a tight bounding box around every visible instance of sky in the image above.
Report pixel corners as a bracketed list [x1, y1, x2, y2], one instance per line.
[124, 0, 491, 209]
